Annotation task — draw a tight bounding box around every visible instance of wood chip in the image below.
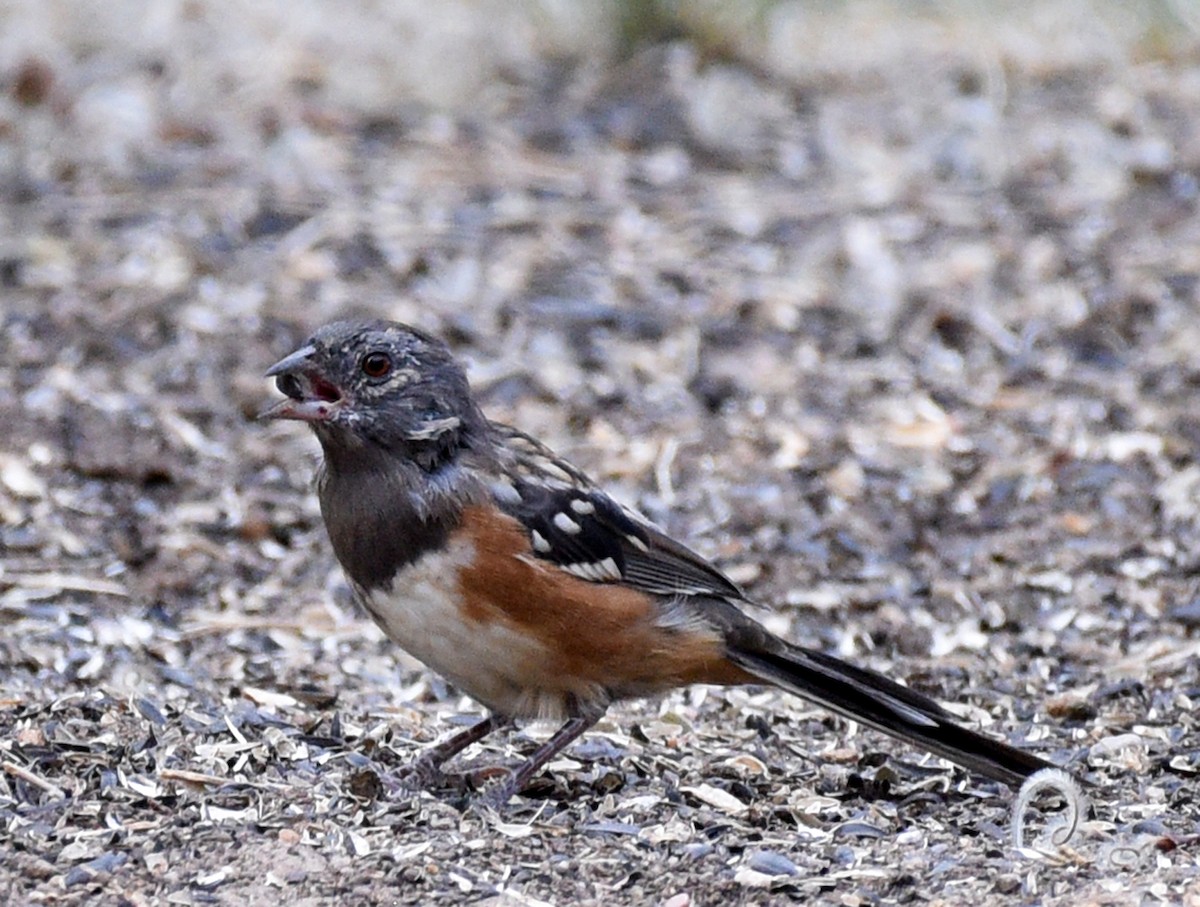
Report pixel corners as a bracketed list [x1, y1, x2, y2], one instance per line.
[680, 784, 748, 816]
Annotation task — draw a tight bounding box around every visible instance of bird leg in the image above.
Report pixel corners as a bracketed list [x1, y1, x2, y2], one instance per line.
[398, 714, 509, 789]
[477, 713, 601, 809]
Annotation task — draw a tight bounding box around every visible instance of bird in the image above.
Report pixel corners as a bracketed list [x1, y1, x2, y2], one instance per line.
[261, 318, 1062, 808]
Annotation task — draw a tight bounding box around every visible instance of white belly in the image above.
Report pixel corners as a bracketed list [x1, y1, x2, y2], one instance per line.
[352, 534, 556, 717]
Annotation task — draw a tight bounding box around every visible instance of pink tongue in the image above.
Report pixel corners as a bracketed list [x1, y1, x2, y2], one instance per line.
[310, 375, 341, 402]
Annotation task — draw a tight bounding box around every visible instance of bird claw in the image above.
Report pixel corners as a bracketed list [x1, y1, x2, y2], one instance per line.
[381, 757, 464, 796]
[468, 774, 521, 814]
[387, 758, 516, 803]
[398, 755, 452, 789]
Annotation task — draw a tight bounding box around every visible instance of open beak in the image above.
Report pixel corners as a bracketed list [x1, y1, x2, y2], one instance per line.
[258, 344, 343, 422]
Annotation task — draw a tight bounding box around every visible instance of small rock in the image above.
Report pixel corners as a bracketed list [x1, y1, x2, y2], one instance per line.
[746, 850, 799, 877]
[1168, 599, 1200, 627]
[993, 874, 1022, 895]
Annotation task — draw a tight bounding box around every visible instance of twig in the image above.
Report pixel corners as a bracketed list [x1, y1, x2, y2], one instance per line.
[2, 760, 68, 799]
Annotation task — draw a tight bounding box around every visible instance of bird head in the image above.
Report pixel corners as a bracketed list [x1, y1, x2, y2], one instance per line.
[260, 320, 480, 466]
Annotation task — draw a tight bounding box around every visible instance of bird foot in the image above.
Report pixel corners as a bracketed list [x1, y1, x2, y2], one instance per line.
[380, 757, 461, 796]
[468, 772, 522, 814]
[387, 758, 513, 800]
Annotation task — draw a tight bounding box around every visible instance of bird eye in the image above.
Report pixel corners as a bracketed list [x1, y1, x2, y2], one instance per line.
[361, 352, 392, 379]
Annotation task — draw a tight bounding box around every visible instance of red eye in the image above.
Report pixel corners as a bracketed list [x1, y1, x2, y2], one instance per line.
[362, 352, 392, 378]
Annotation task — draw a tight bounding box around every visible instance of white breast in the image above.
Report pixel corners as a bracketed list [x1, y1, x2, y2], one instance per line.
[351, 535, 557, 718]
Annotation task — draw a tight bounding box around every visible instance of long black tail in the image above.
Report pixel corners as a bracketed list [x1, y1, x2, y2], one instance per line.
[728, 640, 1056, 787]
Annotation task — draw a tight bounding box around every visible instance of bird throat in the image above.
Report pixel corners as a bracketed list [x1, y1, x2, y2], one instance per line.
[315, 445, 463, 592]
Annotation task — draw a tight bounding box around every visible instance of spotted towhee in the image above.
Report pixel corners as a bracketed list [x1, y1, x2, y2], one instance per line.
[261, 319, 1062, 807]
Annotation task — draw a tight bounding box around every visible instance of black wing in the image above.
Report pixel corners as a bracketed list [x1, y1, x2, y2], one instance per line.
[487, 423, 743, 599]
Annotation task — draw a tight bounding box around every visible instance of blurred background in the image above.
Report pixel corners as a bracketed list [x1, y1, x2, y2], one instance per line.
[3, 2, 1200, 903]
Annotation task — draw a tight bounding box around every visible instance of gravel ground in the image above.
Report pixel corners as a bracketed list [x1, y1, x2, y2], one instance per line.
[2, 2, 1200, 904]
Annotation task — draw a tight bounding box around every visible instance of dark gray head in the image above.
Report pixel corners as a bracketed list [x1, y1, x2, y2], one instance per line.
[261, 320, 485, 471]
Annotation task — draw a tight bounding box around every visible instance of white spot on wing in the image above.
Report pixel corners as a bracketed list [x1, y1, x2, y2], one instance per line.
[596, 556, 620, 579]
[625, 533, 649, 552]
[553, 512, 582, 534]
[531, 530, 551, 553]
[489, 479, 522, 505]
[560, 557, 622, 582]
[562, 562, 597, 580]
[569, 498, 596, 515]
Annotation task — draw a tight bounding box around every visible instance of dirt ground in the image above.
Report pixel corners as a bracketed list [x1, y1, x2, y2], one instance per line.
[2, 2, 1200, 904]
